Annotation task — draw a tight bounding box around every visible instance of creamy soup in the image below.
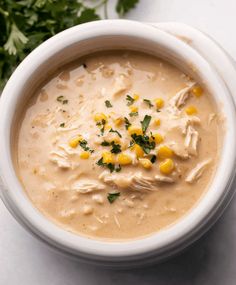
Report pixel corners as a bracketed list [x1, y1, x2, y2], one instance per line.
[15, 51, 222, 240]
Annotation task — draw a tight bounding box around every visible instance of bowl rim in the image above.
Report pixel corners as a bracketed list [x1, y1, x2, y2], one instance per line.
[1, 19, 236, 260]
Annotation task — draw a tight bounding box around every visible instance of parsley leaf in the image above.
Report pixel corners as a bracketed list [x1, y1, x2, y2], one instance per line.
[124, 117, 131, 130]
[59, 122, 65, 127]
[110, 142, 122, 154]
[105, 100, 113, 108]
[96, 119, 106, 136]
[79, 140, 94, 153]
[107, 192, 120, 204]
[57, 95, 68, 104]
[129, 112, 138, 117]
[150, 155, 157, 163]
[143, 99, 154, 108]
[109, 128, 122, 138]
[131, 133, 155, 154]
[116, 0, 139, 16]
[141, 115, 152, 133]
[126, 94, 135, 106]
[96, 157, 121, 173]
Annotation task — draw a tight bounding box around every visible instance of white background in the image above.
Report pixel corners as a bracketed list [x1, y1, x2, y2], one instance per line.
[1, 0, 236, 284]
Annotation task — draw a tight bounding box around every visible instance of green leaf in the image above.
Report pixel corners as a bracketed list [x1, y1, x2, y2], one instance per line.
[109, 128, 122, 138]
[143, 99, 154, 108]
[4, 23, 28, 55]
[141, 115, 151, 133]
[116, 0, 139, 16]
[105, 100, 113, 108]
[126, 94, 135, 106]
[107, 192, 120, 203]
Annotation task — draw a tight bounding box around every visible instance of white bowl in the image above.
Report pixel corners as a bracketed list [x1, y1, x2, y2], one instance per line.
[1, 20, 236, 268]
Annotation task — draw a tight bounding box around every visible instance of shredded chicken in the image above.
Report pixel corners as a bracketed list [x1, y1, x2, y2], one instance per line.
[49, 150, 71, 168]
[72, 180, 105, 194]
[112, 73, 132, 96]
[184, 125, 199, 156]
[185, 159, 212, 183]
[169, 82, 195, 111]
[99, 171, 174, 191]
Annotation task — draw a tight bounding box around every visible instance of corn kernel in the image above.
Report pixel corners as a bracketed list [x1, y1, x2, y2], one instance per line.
[152, 133, 164, 144]
[102, 151, 115, 164]
[69, 135, 83, 148]
[80, 151, 90, 159]
[117, 153, 132, 165]
[139, 158, 152, 169]
[114, 117, 123, 126]
[129, 105, 138, 113]
[128, 126, 143, 136]
[159, 158, 174, 175]
[154, 119, 161, 126]
[94, 113, 107, 122]
[133, 94, 140, 100]
[157, 145, 173, 159]
[155, 98, 164, 109]
[131, 144, 144, 158]
[192, 86, 203, 97]
[185, 106, 197, 115]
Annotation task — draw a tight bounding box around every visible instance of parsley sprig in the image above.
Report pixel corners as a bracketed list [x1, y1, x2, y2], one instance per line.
[0, 0, 139, 89]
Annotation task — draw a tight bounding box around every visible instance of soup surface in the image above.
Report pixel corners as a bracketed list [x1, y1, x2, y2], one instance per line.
[16, 51, 221, 240]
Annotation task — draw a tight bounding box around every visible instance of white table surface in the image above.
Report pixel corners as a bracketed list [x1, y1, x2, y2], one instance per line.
[1, 0, 236, 284]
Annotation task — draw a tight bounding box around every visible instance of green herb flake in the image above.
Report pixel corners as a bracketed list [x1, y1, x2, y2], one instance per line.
[116, 0, 139, 16]
[79, 140, 94, 153]
[96, 158, 121, 173]
[59, 122, 65, 128]
[131, 133, 156, 154]
[129, 112, 138, 117]
[96, 119, 106, 136]
[101, 141, 110, 146]
[109, 128, 122, 138]
[107, 192, 120, 204]
[57, 95, 68, 104]
[143, 99, 154, 108]
[124, 117, 131, 130]
[141, 115, 152, 133]
[150, 155, 157, 164]
[126, 95, 135, 106]
[110, 142, 122, 154]
[105, 100, 113, 108]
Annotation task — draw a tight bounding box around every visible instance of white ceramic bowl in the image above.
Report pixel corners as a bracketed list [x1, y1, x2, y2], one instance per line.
[1, 20, 236, 268]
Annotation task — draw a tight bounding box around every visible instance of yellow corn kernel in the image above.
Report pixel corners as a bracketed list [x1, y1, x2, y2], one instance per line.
[133, 94, 140, 100]
[139, 158, 152, 169]
[117, 153, 132, 165]
[131, 144, 144, 158]
[102, 151, 115, 164]
[104, 124, 111, 130]
[159, 158, 174, 175]
[153, 133, 164, 144]
[192, 86, 203, 97]
[155, 98, 164, 109]
[69, 135, 83, 148]
[128, 125, 143, 136]
[114, 117, 124, 126]
[157, 145, 173, 159]
[185, 106, 197, 115]
[80, 151, 90, 159]
[94, 113, 107, 122]
[154, 118, 161, 126]
[129, 105, 138, 113]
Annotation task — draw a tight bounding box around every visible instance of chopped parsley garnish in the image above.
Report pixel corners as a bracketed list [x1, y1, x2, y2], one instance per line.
[59, 123, 65, 128]
[79, 140, 94, 153]
[105, 100, 113, 108]
[156, 109, 161, 113]
[129, 112, 138, 117]
[124, 117, 131, 130]
[109, 128, 122, 138]
[141, 115, 152, 133]
[107, 192, 120, 204]
[96, 158, 121, 173]
[143, 99, 154, 108]
[150, 155, 157, 164]
[126, 94, 135, 106]
[101, 141, 110, 146]
[57, 95, 68, 104]
[96, 119, 106, 136]
[131, 133, 155, 154]
[101, 141, 122, 154]
[111, 142, 122, 154]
